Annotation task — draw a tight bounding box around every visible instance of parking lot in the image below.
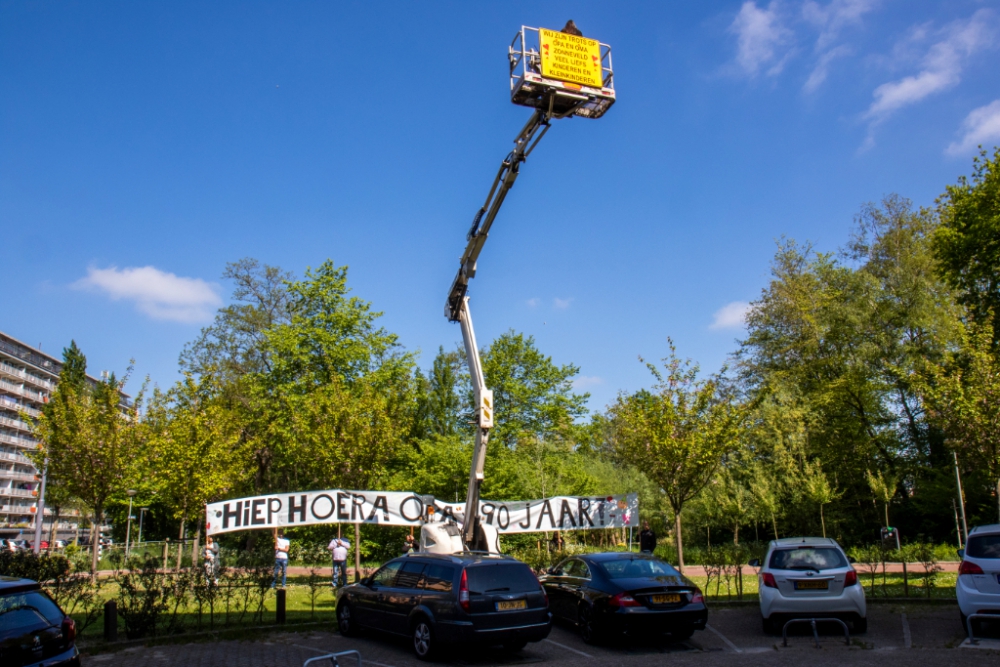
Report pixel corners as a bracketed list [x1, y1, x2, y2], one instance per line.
[84, 602, 996, 667]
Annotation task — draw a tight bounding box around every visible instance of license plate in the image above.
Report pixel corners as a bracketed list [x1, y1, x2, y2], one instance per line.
[496, 599, 527, 611]
[651, 594, 682, 604]
[794, 580, 829, 590]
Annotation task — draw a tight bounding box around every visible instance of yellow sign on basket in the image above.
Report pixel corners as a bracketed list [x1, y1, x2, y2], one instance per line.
[539, 28, 603, 88]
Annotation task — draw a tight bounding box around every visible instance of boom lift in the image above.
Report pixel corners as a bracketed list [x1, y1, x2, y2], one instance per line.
[422, 26, 616, 554]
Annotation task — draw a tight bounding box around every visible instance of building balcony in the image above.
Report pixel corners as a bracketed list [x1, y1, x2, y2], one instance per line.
[0, 504, 35, 514]
[0, 471, 39, 483]
[0, 378, 47, 405]
[0, 432, 37, 449]
[0, 415, 31, 432]
[0, 451, 36, 466]
[0, 488, 37, 498]
[0, 400, 41, 419]
[0, 361, 54, 392]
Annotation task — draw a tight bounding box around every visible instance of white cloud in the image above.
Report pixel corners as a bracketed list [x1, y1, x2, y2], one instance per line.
[710, 301, 752, 330]
[946, 100, 1000, 156]
[553, 297, 573, 310]
[803, 0, 879, 50]
[572, 375, 604, 391]
[729, 1, 793, 77]
[73, 265, 221, 323]
[865, 10, 996, 124]
[803, 44, 852, 92]
[526, 298, 540, 308]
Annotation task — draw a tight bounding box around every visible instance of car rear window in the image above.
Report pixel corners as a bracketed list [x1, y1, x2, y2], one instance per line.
[0, 590, 63, 640]
[466, 563, 539, 594]
[967, 534, 1000, 559]
[598, 558, 678, 579]
[769, 547, 847, 570]
[422, 564, 454, 592]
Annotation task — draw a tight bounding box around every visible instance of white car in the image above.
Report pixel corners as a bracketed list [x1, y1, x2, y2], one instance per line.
[750, 537, 866, 634]
[957, 524, 1000, 629]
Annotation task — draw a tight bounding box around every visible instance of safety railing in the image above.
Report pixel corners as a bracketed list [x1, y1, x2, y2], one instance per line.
[782, 617, 850, 648]
[0, 432, 38, 448]
[0, 378, 47, 403]
[0, 362, 54, 391]
[0, 402, 40, 418]
[0, 415, 31, 432]
[0, 488, 36, 498]
[0, 451, 36, 465]
[966, 612, 1000, 645]
[303, 651, 361, 667]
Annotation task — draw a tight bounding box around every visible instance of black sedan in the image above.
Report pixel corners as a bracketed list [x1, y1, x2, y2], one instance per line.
[539, 552, 707, 643]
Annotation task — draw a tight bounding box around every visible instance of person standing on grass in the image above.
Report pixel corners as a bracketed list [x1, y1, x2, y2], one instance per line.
[272, 530, 290, 589]
[203, 535, 220, 585]
[639, 521, 657, 553]
[328, 535, 349, 588]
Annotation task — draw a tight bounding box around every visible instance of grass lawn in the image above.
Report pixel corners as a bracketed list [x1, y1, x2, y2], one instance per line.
[685, 571, 958, 601]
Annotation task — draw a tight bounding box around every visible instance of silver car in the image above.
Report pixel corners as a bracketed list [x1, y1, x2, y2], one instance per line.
[750, 537, 866, 635]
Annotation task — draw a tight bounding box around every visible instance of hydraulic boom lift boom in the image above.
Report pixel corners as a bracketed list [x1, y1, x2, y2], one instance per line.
[444, 26, 615, 551]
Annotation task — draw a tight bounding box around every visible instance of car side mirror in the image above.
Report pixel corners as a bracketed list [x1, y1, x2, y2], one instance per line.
[957, 549, 965, 560]
[848, 557, 856, 564]
[748, 559, 760, 568]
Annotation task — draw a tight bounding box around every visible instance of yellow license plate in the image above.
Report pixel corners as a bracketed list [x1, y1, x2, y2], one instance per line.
[794, 580, 829, 590]
[496, 599, 527, 611]
[651, 594, 682, 604]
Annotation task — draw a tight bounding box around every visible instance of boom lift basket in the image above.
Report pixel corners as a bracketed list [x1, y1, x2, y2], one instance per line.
[509, 26, 616, 119]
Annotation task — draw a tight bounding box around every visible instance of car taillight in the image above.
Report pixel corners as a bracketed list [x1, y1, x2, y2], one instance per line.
[762, 573, 777, 589]
[690, 589, 704, 604]
[61, 616, 76, 644]
[459, 568, 470, 612]
[844, 569, 858, 587]
[608, 593, 642, 608]
[959, 560, 985, 575]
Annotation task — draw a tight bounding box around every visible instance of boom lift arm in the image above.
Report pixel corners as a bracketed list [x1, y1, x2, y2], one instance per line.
[444, 26, 616, 551]
[445, 108, 553, 550]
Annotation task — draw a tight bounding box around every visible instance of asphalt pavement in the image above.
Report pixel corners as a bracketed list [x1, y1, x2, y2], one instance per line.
[82, 603, 998, 667]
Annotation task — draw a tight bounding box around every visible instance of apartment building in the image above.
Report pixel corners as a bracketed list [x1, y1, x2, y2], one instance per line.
[0, 330, 129, 539]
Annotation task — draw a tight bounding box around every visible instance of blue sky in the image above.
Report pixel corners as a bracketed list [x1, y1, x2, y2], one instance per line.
[3, 1, 999, 412]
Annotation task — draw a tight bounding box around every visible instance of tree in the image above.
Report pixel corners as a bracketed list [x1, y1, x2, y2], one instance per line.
[179, 258, 294, 382]
[29, 366, 143, 575]
[610, 342, 743, 571]
[916, 320, 1000, 519]
[866, 468, 898, 529]
[480, 331, 589, 449]
[933, 147, 1000, 339]
[144, 374, 241, 543]
[802, 461, 840, 538]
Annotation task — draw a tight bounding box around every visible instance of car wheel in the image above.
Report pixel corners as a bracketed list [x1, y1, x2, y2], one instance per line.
[853, 616, 867, 635]
[337, 602, 360, 637]
[762, 615, 779, 635]
[503, 640, 528, 652]
[412, 618, 436, 660]
[578, 605, 599, 644]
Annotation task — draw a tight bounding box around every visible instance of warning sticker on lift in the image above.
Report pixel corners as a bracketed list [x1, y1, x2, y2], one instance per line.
[539, 28, 603, 88]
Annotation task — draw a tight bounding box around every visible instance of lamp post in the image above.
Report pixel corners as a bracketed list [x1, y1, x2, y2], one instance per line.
[137, 507, 148, 545]
[125, 490, 137, 559]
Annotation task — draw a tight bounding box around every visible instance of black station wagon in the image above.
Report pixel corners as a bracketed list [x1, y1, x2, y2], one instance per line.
[335, 553, 551, 660]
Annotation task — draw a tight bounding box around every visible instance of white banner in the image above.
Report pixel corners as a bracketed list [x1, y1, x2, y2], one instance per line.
[205, 490, 638, 536]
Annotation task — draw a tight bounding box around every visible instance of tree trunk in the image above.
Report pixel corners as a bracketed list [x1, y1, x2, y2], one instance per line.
[884, 503, 890, 529]
[733, 523, 739, 546]
[674, 510, 684, 574]
[771, 512, 779, 540]
[176, 518, 186, 571]
[48, 507, 60, 551]
[820, 504, 827, 538]
[90, 509, 101, 578]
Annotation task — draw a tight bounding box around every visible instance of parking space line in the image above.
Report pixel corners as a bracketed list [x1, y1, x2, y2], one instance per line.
[291, 644, 399, 667]
[901, 613, 912, 649]
[543, 639, 593, 658]
[705, 624, 742, 653]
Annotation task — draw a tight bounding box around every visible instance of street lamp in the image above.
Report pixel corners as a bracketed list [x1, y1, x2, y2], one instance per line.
[137, 507, 148, 545]
[125, 490, 137, 559]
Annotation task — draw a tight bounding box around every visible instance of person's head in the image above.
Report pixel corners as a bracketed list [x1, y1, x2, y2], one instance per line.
[643, 521, 650, 530]
[277, 530, 284, 539]
[207, 536, 213, 544]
